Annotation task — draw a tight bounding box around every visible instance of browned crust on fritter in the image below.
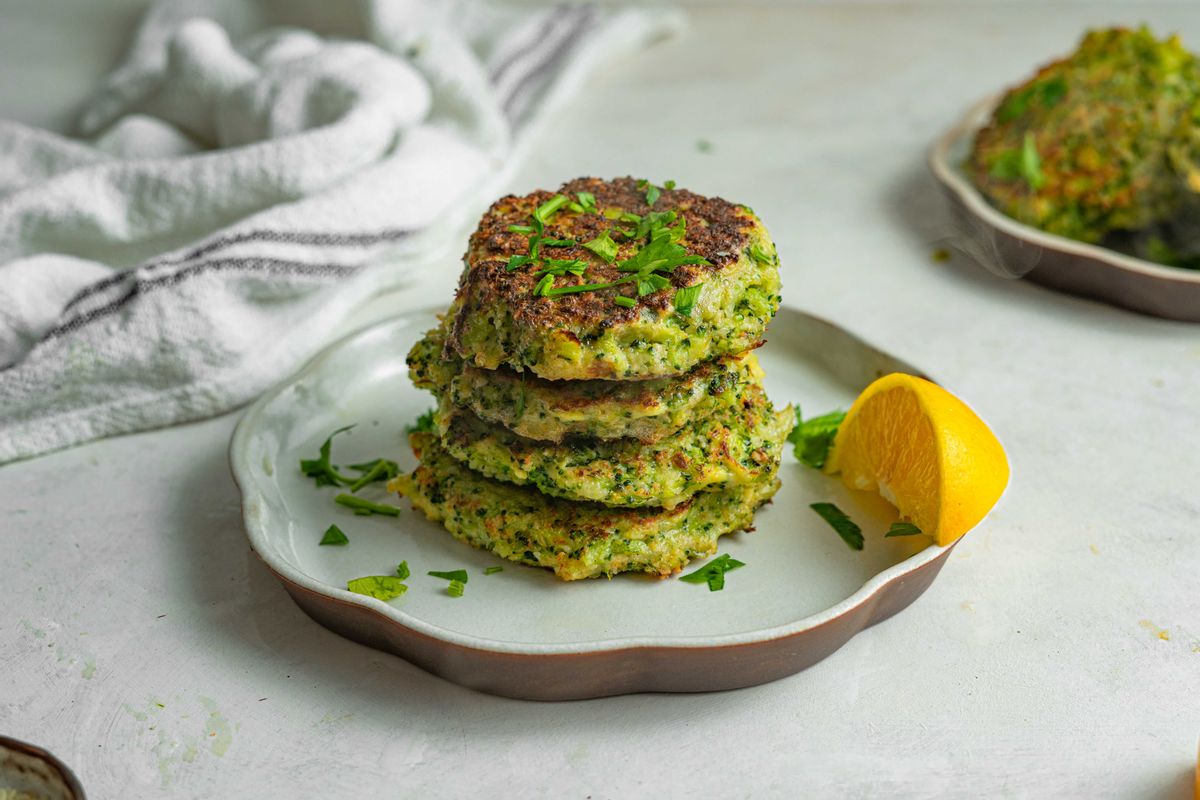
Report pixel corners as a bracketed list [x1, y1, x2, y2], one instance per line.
[470, 343, 760, 413]
[448, 177, 756, 347]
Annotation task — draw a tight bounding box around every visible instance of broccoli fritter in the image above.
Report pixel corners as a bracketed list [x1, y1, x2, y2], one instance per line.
[408, 323, 764, 443]
[446, 177, 782, 380]
[433, 383, 793, 509]
[969, 27, 1200, 243]
[389, 432, 781, 581]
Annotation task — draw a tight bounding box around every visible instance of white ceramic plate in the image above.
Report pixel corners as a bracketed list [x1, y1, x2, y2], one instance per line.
[231, 306, 959, 699]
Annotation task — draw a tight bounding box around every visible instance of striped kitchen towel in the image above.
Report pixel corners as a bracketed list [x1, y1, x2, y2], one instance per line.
[0, 0, 681, 463]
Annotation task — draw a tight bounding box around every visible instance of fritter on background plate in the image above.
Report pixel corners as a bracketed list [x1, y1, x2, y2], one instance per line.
[969, 27, 1200, 245]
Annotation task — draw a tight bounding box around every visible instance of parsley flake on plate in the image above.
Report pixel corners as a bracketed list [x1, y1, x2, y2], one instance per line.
[429, 569, 469, 596]
[335, 493, 402, 517]
[885, 522, 924, 537]
[299, 425, 356, 487]
[346, 575, 408, 601]
[428, 569, 469, 583]
[301, 426, 399, 493]
[810, 502, 864, 550]
[319, 524, 349, 546]
[679, 553, 745, 592]
[344, 458, 400, 493]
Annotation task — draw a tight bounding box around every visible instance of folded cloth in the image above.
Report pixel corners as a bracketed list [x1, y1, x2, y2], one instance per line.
[0, 0, 681, 464]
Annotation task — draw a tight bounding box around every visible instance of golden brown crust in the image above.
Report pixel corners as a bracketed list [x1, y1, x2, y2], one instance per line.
[449, 177, 757, 346]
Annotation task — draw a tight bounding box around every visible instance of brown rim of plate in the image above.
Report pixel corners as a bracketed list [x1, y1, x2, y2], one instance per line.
[0, 736, 86, 800]
[929, 94, 1200, 322]
[254, 542, 956, 701]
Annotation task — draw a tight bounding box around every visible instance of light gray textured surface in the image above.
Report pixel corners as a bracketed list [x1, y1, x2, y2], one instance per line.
[2, 3, 1198, 798]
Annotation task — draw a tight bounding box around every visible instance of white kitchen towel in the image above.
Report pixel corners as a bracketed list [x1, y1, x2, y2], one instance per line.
[0, 0, 681, 464]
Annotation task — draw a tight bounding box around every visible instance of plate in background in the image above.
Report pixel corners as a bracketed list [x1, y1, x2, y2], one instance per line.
[0, 737, 85, 800]
[230, 306, 969, 700]
[930, 95, 1200, 322]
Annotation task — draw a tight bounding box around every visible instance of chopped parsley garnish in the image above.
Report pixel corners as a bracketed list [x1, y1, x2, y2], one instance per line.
[621, 220, 706, 272]
[319, 524, 349, 546]
[810, 503, 864, 550]
[537, 258, 587, 277]
[576, 191, 597, 213]
[334, 493, 402, 516]
[533, 194, 569, 222]
[787, 408, 846, 469]
[299, 425, 356, 487]
[636, 273, 672, 296]
[989, 133, 1046, 190]
[664, 179, 676, 190]
[885, 522, 924, 538]
[514, 190, 705, 304]
[540, 212, 708, 300]
[626, 209, 683, 243]
[396, 561, 411, 580]
[614, 295, 637, 308]
[345, 458, 399, 493]
[527, 216, 545, 260]
[637, 179, 661, 207]
[696, 138, 713, 153]
[346, 575, 407, 601]
[673, 283, 703, 315]
[996, 76, 1068, 123]
[406, 409, 435, 434]
[429, 569, 469, 596]
[508, 224, 535, 234]
[542, 278, 625, 297]
[582, 230, 618, 263]
[484, 566, 504, 575]
[1019, 133, 1045, 189]
[428, 569, 469, 583]
[301, 426, 398, 493]
[679, 553, 745, 592]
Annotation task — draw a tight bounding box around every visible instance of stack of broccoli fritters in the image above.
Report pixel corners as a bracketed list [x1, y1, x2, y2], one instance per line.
[968, 27, 1200, 257]
[390, 177, 789, 580]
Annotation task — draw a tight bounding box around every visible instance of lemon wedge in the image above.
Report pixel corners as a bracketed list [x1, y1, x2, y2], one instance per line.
[825, 373, 1009, 546]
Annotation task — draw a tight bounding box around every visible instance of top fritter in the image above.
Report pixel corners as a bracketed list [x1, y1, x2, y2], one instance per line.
[446, 177, 782, 380]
